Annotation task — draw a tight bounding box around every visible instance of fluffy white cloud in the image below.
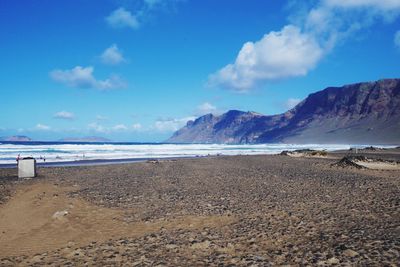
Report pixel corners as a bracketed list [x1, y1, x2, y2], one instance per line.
[209, 0, 400, 92]
[106, 1, 183, 31]
[36, 124, 51, 131]
[196, 102, 217, 115]
[54, 111, 75, 120]
[101, 44, 126, 65]
[285, 98, 302, 110]
[154, 117, 196, 132]
[395, 30, 400, 47]
[106, 8, 139, 29]
[50, 66, 126, 90]
[209, 26, 323, 92]
[306, 0, 400, 36]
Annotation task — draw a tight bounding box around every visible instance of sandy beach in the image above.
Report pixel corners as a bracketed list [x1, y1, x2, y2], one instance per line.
[0, 149, 399, 266]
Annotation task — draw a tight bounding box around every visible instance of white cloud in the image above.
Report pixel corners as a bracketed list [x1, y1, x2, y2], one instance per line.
[395, 30, 400, 47]
[50, 66, 126, 90]
[101, 44, 126, 65]
[112, 124, 128, 131]
[106, 7, 139, 29]
[325, 0, 400, 10]
[154, 117, 196, 132]
[305, 0, 400, 37]
[54, 111, 75, 120]
[285, 98, 302, 110]
[209, 25, 323, 92]
[132, 123, 142, 130]
[106, 1, 183, 31]
[209, 0, 400, 92]
[196, 102, 217, 115]
[36, 124, 51, 131]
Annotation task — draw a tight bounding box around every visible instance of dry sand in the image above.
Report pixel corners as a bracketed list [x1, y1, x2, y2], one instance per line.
[0, 182, 232, 259]
[355, 161, 400, 170]
[0, 151, 399, 266]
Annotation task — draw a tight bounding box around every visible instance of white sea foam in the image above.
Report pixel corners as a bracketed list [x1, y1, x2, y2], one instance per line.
[0, 143, 394, 164]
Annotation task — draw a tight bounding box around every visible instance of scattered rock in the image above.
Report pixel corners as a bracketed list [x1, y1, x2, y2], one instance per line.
[327, 257, 340, 264]
[191, 240, 211, 250]
[1, 153, 399, 265]
[52, 210, 69, 219]
[343, 249, 359, 257]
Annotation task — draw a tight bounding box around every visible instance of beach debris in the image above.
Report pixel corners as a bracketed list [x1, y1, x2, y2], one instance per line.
[18, 157, 37, 179]
[146, 159, 159, 164]
[52, 210, 69, 219]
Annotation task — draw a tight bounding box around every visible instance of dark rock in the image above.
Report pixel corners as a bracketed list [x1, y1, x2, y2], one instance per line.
[332, 157, 366, 169]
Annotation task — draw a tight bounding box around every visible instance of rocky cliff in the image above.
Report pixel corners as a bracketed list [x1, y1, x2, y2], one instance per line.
[167, 79, 400, 144]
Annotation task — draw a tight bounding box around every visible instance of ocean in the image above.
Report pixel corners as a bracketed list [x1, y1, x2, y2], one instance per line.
[0, 141, 390, 165]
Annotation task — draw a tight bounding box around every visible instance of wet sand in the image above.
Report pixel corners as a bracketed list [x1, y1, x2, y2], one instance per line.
[0, 151, 399, 266]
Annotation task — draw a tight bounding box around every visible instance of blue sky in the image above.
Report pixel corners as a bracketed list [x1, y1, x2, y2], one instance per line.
[1, 0, 399, 141]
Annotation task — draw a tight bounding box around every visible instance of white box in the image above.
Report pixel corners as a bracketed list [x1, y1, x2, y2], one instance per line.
[18, 158, 37, 178]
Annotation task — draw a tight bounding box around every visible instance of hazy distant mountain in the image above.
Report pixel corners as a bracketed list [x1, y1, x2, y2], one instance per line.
[0, 135, 32, 142]
[59, 136, 111, 142]
[167, 79, 400, 145]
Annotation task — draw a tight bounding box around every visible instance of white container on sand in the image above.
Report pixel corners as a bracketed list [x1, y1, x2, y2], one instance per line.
[18, 158, 37, 178]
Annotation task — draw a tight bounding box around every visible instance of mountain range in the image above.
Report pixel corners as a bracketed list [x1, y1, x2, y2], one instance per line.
[167, 79, 400, 145]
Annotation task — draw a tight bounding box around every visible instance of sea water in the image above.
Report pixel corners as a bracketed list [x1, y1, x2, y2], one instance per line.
[0, 141, 393, 165]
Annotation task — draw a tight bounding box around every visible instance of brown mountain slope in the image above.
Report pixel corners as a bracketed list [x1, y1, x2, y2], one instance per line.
[167, 79, 400, 144]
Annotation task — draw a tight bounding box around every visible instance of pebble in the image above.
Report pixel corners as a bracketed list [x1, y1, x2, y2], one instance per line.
[1, 153, 399, 265]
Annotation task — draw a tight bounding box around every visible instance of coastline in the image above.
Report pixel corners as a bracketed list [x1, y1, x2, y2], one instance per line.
[1, 149, 399, 265]
[3, 142, 394, 166]
[1, 145, 399, 169]
[0, 156, 199, 169]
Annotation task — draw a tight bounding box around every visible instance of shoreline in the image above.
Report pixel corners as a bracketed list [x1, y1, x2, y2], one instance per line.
[0, 156, 206, 169]
[2, 146, 399, 169]
[2, 143, 398, 169]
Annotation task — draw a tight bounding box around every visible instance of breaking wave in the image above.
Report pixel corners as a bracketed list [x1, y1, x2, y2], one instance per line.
[0, 142, 391, 164]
